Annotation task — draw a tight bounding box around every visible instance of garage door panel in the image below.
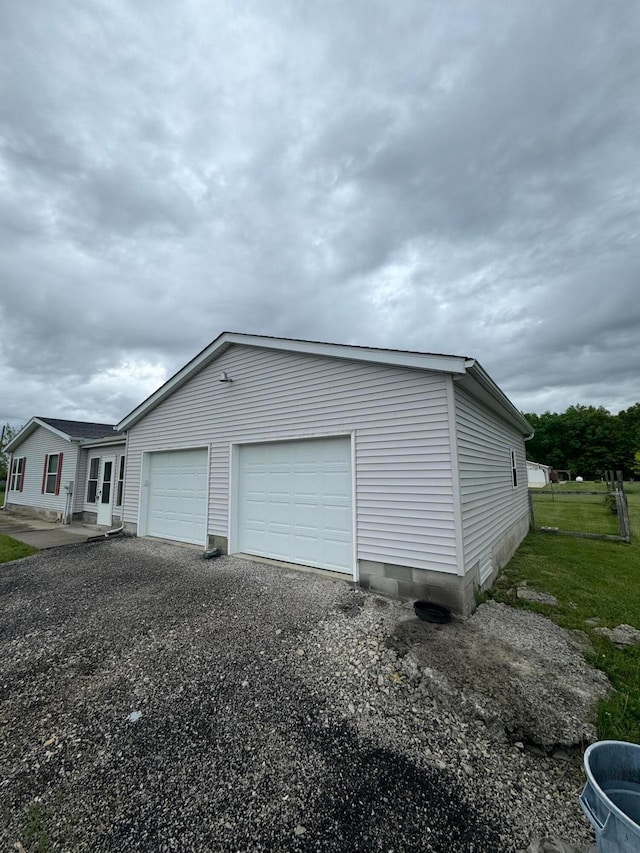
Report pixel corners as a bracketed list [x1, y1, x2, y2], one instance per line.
[324, 541, 352, 570]
[294, 504, 320, 527]
[146, 449, 208, 545]
[294, 538, 319, 563]
[237, 437, 352, 573]
[269, 504, 291, 525]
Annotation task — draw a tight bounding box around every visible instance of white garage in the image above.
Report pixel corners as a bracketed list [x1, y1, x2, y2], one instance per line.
[145, 448, 208, 545]
[235, 436, 353, 573]
[119, 333, 533, 615]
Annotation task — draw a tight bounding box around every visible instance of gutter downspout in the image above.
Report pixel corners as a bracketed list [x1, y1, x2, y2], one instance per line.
[1, 451, 9, 510]
[0, 425, 6, 509]
[86, 525, 124, 543]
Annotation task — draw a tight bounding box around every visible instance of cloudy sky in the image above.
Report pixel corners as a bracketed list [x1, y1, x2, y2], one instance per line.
[1, 0, 638, 428]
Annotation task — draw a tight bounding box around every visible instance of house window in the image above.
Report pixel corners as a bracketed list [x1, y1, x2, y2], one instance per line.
[510, 449, 518, 488]
[42, 453, 63, 495]
[10, 457, 26, 491]
[115, 456, 125, 507]
[86, 458, 100, 503]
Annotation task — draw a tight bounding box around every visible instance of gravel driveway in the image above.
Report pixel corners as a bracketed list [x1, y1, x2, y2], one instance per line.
[1, 538, 596, 851]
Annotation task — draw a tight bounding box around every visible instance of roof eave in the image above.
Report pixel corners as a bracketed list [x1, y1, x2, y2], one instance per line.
[80, 436, 127, 448]
[459, 360, 534, 438]
[4, 416, 74, 453]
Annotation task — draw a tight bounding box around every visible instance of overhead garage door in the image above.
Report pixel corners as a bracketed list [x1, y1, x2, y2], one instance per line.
[146, 448, 208, 545]
[237, 436, 353, 573]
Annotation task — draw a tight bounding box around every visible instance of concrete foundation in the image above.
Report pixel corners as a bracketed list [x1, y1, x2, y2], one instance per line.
[4, 503, 63, 523]
[80, 511, 123, 527]
[207, 534, 229, 554]
[487, 512, 530, 586]
[358, 560, 478, 616]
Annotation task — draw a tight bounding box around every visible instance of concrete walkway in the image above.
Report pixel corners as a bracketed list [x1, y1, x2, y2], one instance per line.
[0, 509, 108, 549]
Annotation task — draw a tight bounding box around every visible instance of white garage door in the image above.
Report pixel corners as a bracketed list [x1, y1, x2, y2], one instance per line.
[146, 449, 208, 545]
[237, 436, 353, 573]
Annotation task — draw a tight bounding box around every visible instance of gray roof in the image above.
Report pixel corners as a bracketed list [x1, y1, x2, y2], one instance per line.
[38, 417, 118, 440]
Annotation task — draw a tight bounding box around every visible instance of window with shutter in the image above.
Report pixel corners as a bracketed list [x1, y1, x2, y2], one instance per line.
[43, 453, 63, 495]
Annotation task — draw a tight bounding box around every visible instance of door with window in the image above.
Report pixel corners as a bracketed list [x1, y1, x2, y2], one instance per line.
[96, 456, 115, 525]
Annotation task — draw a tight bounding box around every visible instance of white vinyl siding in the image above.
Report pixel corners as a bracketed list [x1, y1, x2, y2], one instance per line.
[124, 346, 458, 573]
[5, 428, 77, 513]
[454, 384, 528, 576]
[74, 450, 89, 513]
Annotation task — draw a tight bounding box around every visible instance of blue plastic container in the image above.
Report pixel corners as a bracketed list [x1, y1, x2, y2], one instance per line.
[580, 740, 640, 852]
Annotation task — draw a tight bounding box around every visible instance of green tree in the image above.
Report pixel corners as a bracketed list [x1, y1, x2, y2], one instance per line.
[618, 403, 640, 476]
[523, 405, 632, 479]
[0, 424, 18, 481]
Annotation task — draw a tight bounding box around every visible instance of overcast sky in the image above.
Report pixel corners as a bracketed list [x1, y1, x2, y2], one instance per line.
[1, 0, 639, 428]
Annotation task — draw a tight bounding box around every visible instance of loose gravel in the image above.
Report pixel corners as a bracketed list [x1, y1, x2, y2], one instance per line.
[0, 537, 600, 851]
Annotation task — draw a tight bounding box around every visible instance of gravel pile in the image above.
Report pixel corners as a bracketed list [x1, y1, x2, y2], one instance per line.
[299, 592, 602, 851]
[0, 538, 601, 851]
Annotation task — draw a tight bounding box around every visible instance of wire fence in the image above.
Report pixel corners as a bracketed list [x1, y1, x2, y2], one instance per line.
[529, 483, 631, 542]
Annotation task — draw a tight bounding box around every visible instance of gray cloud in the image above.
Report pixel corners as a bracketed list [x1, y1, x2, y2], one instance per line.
[1, 0, 639, 427]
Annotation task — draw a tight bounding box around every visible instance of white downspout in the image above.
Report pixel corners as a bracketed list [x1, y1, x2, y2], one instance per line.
[2, 450, 10, 510]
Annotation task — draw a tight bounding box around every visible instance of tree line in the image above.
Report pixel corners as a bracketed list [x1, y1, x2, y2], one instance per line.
[523, 404, 640, 481]
[0, 424, 19, 482]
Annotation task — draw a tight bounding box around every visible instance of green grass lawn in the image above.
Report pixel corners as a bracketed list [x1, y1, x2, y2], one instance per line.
[0, 533, 38, 564]
[530, 479, 631, 537]
[1, 488, 39, 564]
[531, 491, 620, 535]
[493, 481, 640, 743]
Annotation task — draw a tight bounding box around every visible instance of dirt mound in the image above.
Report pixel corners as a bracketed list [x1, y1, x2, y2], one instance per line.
[389, 600, 611, 749]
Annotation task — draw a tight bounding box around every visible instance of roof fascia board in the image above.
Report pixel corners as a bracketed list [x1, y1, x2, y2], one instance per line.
[223, 334, 469, 374]
[80, 436, 127, 449]
[459, 360, 534, 438]
[118, 332, 468, 430]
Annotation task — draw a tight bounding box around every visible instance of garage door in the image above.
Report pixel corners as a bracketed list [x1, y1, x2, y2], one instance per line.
[146, 449, 208, 545]
[237, 436, 353, 573]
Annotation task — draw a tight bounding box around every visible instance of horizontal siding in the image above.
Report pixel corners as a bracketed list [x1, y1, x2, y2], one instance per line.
[125, 346, 458, 573]
[455, 385, 528, 573]
[74, 449, 88, 513]
[6, 428, 77, 513]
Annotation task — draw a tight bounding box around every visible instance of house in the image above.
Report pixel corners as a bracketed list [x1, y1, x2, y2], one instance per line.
[526, 460, 552, 488]
[115, 332, 533, 615]
[2, 417, 126, 527]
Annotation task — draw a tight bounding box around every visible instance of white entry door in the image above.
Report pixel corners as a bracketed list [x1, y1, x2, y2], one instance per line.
[96, 456, 115, 526]
[236, 436, 353, 573]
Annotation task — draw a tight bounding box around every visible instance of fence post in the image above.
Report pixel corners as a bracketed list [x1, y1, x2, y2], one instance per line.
[528, 490, 536, 530]
[615, 491, 631, 542]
